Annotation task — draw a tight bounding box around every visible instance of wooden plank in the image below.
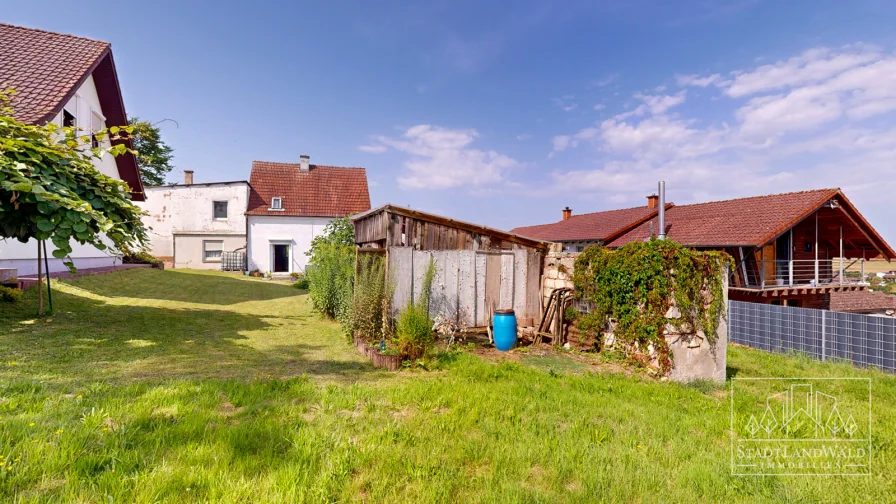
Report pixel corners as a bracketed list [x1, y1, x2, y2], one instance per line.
[499, 252, 514, 310]
[512, 249, 527, 317]
[412, 249, 434, 307]
[458, 251, 477, 328]
[527, 251, 542, 320]
[475, 252, 487, 325]
[390, 247, 414, 316]
[485, 253, 502, 317]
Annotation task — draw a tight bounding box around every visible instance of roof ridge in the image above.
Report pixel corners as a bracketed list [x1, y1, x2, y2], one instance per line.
[251, 160, 366, 170]
[671, 188, 839, 208]
[0, 22, 109, 45]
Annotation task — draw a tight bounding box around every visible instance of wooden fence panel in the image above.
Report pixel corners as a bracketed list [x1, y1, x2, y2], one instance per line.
[388, 247, 541, 327]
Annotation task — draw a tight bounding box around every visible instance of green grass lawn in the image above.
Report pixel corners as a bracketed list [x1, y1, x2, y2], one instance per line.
[1, 269, 894, 503]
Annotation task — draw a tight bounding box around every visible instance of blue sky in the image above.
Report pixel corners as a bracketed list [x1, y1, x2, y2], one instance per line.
[7, 1, 896, 244]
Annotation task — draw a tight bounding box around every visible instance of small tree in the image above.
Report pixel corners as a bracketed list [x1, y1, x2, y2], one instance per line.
[307, 216, 354, 257]
[129, 117, 174, 186]
[1, 92, 149, 313]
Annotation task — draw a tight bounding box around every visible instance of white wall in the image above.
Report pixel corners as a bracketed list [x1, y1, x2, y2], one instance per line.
[0, 75, 123, 277]
[172, 234, 247, 270]
[136, 183, 248, 259]
[247, 215, 333, 274]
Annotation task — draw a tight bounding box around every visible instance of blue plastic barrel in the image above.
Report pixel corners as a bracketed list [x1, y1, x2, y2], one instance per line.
[493, 309, 517, 351]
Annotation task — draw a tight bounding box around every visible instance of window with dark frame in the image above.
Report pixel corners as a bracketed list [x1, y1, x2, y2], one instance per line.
[63, 109, 76, 128]
[203, 240, 224, 262]
[213, 201, 228, 219]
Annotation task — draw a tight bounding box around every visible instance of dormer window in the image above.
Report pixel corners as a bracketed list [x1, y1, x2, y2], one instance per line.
[270, 197, 283, 211]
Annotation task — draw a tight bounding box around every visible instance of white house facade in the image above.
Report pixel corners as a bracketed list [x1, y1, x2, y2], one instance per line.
[246, 215, 333, 274]
[245, 156, 370, 276]
[0, 23, 145, 277]
[137, 172, 249, 270]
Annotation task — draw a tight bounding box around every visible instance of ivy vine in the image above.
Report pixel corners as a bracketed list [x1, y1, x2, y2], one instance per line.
[571, 239, 731, 373]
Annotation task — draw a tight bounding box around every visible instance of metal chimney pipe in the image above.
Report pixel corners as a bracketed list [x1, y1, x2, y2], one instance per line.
[657, 181, 666, 240]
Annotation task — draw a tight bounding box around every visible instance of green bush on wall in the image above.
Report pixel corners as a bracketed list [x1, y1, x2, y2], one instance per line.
[571, 239, 730, 373]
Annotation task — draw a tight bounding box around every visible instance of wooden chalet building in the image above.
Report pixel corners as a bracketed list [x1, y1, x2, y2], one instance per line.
[513, 189, 895, 310]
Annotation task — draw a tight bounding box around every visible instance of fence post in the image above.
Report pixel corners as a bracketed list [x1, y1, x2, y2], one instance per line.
[821, 310, 826, 361]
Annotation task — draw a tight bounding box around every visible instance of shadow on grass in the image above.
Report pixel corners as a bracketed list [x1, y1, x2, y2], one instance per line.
[0, 276, 376, 385]
[63, 268, 299, 305]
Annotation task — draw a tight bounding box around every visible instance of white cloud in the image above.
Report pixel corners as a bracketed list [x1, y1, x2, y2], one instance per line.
[677, 73, 722, 87]
[358, 144, 387, 154]
[724, 46, 881, 97]
[590, 73, 619, 88]
[365, 125, 518, 189]
[553, 95, 578, 112]
[636, 90, 687, 115]
[516, 133, 532, 141]
[546, 43, 896, 228]
[593, 103, 606, 111]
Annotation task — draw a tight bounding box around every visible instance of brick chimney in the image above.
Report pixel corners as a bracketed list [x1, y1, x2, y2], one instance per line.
[647, 194, 658, 209]
[299, 154, 310, 172]
[184, 170, 194, 185]
[562, 207, 572, 220]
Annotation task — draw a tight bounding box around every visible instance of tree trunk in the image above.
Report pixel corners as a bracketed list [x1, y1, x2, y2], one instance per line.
[37, 240, 44, 315]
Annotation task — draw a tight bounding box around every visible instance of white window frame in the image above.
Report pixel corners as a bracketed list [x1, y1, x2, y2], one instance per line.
[90, 109, 107, 148]
[270, 197, 284, 211]
[203, 240, 224, 263]
[213, 200, 228, 220]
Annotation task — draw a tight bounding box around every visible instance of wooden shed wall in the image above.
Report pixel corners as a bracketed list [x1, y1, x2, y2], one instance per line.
[354, 209, 543, 253]
[389, 247, 542, 327]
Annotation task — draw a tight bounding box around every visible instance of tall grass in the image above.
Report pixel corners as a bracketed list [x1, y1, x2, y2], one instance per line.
[306, 244, 354, 324]
[396, 259, 436, 359]
[350, 253, 392, 343]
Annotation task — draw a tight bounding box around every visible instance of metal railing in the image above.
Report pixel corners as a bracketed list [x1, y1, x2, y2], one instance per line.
[729, 300, 896, 373]
[740, 259, 867, 289]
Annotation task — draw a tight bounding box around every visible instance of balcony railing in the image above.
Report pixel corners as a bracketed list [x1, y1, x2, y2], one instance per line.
[740, 259, 868, 290]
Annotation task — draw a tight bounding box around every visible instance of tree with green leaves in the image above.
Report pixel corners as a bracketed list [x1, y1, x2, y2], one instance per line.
[307, 216, 355, 257]
[128, 117, 174, 186]
[1, 92, 149, 313]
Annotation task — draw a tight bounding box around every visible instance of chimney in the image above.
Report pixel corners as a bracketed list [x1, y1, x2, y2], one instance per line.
[647, 194, 659, 209]
[299, 154, 310, 172]
[562, 207, 572, 220]
[184, 170, 194, 185]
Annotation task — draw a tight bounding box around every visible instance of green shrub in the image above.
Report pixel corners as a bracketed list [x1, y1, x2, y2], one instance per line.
[0, 285, 23, 303]
[306, 244, 354, 324]
[122, 249, 162, 265]
[292, 274, 310, 290]
[396, 258, 436, 359]
[289, 272, 301, 281]
[350, 254, 392, 344]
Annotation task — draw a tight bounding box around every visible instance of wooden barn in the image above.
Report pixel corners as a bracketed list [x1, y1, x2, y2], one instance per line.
[351, 205, 549, 327]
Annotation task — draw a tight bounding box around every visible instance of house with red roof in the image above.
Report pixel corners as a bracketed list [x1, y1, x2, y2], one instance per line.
[0, 23, 144, 276]
[246, 156, 370, 275]
[513, 188, 895, 310]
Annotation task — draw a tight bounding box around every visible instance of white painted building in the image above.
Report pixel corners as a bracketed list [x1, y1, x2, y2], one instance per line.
[246, 156, 370, 275]
[0, 24, 145, 276]
[137, 172, 249, 270]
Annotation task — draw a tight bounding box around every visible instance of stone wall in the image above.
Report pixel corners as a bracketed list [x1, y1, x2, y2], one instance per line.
[542, 244, 576, 305]
[541, 246, 728, 383]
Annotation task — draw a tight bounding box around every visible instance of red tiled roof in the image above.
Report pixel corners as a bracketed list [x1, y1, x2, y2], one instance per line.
[247, 161, 371, 217]
[0, 23, 109, 124]
[830, 290, 896, 314]
[511, 205, 661, 242]
[608, 189, 840, 248]
[0, 23, 145, 201]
